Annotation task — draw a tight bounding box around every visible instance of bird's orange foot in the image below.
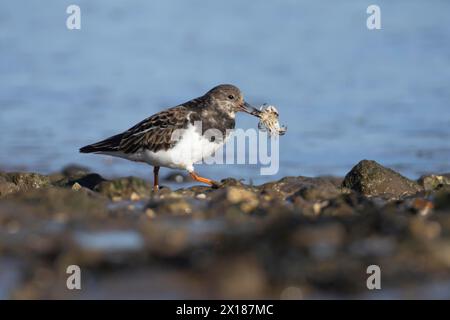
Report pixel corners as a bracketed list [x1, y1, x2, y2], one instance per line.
[189, 172, 220, 188]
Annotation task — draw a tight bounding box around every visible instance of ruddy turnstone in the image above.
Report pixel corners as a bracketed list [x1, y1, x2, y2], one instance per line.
[80, 84, 261, 191]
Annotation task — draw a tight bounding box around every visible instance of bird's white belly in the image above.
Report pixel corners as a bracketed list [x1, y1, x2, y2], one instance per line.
[143, 125, 225, 172]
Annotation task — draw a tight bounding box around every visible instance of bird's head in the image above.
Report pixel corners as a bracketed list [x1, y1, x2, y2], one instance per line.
[205, 84, 260, 118]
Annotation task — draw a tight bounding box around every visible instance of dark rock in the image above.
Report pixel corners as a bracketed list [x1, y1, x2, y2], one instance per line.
[342, 160, 422, 197]
[71, 173, 106, 190]
[51, 167, 104, 189]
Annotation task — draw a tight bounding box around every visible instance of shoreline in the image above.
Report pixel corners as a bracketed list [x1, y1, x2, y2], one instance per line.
[1, 159, 450, 299]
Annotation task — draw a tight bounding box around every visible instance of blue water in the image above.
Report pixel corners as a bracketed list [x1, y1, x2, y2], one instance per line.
[1, 0, 449, 184]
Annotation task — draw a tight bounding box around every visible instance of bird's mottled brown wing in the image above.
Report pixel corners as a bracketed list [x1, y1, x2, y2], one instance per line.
[119, 105, 191, 153]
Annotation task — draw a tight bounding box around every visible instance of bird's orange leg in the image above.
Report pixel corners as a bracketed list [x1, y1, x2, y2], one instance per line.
[189, 171, 219, 188]
[153, 166, 160, 192]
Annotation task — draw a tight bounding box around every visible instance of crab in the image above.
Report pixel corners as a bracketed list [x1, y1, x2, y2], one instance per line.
[255, 104, 287, 136]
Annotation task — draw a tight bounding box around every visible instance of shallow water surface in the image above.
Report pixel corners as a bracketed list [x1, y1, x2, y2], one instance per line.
[0, 1, 449, 184]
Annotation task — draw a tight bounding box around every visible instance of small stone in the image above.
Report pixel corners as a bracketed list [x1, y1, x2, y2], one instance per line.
[130, 192, 141, 201]
[312, 201, 329, 215]
[112, 196, 122, 202]
[145, 208, 156, 218]
[196, 193, 206, 199]
[71, 182, 82, 191]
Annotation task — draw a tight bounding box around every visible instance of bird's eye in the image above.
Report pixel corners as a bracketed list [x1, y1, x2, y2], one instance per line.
[228, 95, 234, 100]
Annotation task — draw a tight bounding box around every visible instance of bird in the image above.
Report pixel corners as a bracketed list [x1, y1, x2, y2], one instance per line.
[79, 84, 261, 192]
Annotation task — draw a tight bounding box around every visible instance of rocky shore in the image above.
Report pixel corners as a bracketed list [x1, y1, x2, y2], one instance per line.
[1, 160, 450, 299]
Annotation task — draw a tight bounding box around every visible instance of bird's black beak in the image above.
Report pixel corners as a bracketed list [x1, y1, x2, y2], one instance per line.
[239, 101, 261, 118]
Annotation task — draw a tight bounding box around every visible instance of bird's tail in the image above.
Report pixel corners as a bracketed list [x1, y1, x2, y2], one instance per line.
[79, 133, 124, 153]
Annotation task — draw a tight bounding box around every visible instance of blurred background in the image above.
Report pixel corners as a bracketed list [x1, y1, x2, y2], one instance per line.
[1, 0, 449, 184]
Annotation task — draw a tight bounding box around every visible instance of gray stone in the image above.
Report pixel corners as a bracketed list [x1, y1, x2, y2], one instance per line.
[342, 160, 422, 197]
